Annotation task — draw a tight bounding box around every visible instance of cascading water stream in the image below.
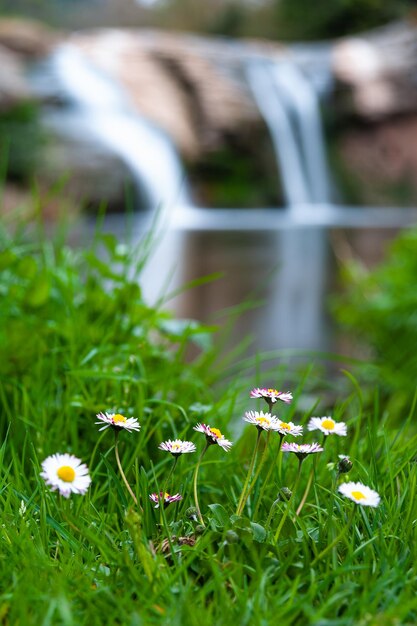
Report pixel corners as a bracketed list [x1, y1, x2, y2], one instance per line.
[32, 44, 194, 304]
[245, 51, 334, 351]
[42, 44, 192, 211]
[246, 53, 333, 206]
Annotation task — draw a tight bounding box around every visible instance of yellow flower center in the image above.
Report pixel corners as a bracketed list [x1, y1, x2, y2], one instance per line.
[267, 388, 278, 394]
[322, 418, 335, 430]
[257, 417, 270, 425]
[57, 466, 76, 483]
[210, 427, 222, 439]
[171, 443, 181, 451]
[163, 492, 170, 499]
[351, 490, 366, 501]
[112, 414, 127, 424]
[280, 422, 291, 430]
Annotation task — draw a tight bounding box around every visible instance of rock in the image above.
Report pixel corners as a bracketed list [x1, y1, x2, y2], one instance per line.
[332, 20, 417, 119]
[336, 115, 417, 205]
[0, 44, 32, 111]
[70, 29, 276, 160]
[0, 18, 59, 112]
[0, 18, 57, 58]
[38, 115, 136, 212]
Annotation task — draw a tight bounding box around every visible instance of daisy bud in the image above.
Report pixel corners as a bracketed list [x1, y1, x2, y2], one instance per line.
[338, 455, 353, 474]
[186, 507, 199, 522]
[225, 530, 239, 544]
[278, 487, 293, 501]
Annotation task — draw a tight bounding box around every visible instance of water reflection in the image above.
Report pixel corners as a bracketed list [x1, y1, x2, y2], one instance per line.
[90, 210, 409, 355]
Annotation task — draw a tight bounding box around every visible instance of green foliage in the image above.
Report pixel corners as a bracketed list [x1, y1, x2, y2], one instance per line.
[189, 147, 281, 208]
[0, 102, 43, 182]
[1, 219, 417, 625]
[332, 225, 417, 407]
[0, 223, 223, 454]
[273, 0, 410, 41]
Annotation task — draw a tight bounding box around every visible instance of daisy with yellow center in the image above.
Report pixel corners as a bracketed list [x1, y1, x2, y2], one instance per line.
[276, 419, 303, 437]
[149, 492, 183, 509]
[193, 423, 233, 451]
[281, 442, 324, 460]
[243, 410, 281, 431]
[338, 481, 380, 507]
[158, 439, 196, 455]
[40, 453, 91, 498]
[250, 387, 293, 405]
[95, 411, 140, 433]
[307, 416, 347, 437]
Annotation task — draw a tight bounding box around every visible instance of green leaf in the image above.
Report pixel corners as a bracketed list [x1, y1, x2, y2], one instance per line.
[207, 503, 230, 528]
[250, 522, 267, 543]
[84, 251, 124, 281]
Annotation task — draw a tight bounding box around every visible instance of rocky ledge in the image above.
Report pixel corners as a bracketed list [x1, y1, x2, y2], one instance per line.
[3, 18, 417, 212]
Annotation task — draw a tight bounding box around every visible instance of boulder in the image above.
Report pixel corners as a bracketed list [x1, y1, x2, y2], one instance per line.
[0, 18, 59, 110]
[0, 18, 57, 58]
[38, 116, 137, 212]
[71, 29, 276, 160]
[332, 20, 417, 119]
[0, 44, 32, 111]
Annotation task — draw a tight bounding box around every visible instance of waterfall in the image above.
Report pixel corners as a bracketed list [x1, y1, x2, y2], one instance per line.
[246, 54, 333, 206]
[32, 44, 193, 305]
[43, 45, 192, 210]
[245, 52, 334, 351]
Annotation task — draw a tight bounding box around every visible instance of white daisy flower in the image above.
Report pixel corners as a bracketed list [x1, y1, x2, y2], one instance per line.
[307, 416, 347, 436]
[243, 410, 281, 431]
[149, 492, 183, 508]
[158, 439, 196, 455]
[281, 442, 323, 460]
[193, 423, 233, 451]
[95, 412, 140, 433]
[40, 453, 91, 498]
[338, 481, 380, 507]
[250, 387, 293, 405]
[275, 419, 303, 437]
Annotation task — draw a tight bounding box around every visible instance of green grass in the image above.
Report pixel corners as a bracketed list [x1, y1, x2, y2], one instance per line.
[1, 218, 416, 626]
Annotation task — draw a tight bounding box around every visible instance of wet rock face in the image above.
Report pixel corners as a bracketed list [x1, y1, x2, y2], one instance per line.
[0, 45, 31, 111]
[30, 28, 283, 210]
[70, 29, 269, 161]
[0, 19, 57, 111]
[0, 18, 57, 58]
[332, 21, 417, 120]
[330, 21, 417, 206]
[4, 17, 417, 211]
[39, 123, 137, 213]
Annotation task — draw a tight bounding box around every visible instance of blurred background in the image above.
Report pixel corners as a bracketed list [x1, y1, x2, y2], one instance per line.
[2, 0, 417, 358]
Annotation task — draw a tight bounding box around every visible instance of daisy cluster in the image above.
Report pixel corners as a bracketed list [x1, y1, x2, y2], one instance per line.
[39, 384, 380, 513]
[249, 385, 380, 508]
[40, 408, 233, 506]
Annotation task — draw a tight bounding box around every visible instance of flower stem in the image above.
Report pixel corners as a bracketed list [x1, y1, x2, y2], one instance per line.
[295, 467, 314, 516]
[296, 435, 326, 516]
[236, 430, 262, 516]
[253, 433, 283, 519]
[274, 459, 303, 544]
[239, 430, 271, 515]
[114, 432, 138, 507]
[193, 442, 209, 527]
[163, 456, 179, 496]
